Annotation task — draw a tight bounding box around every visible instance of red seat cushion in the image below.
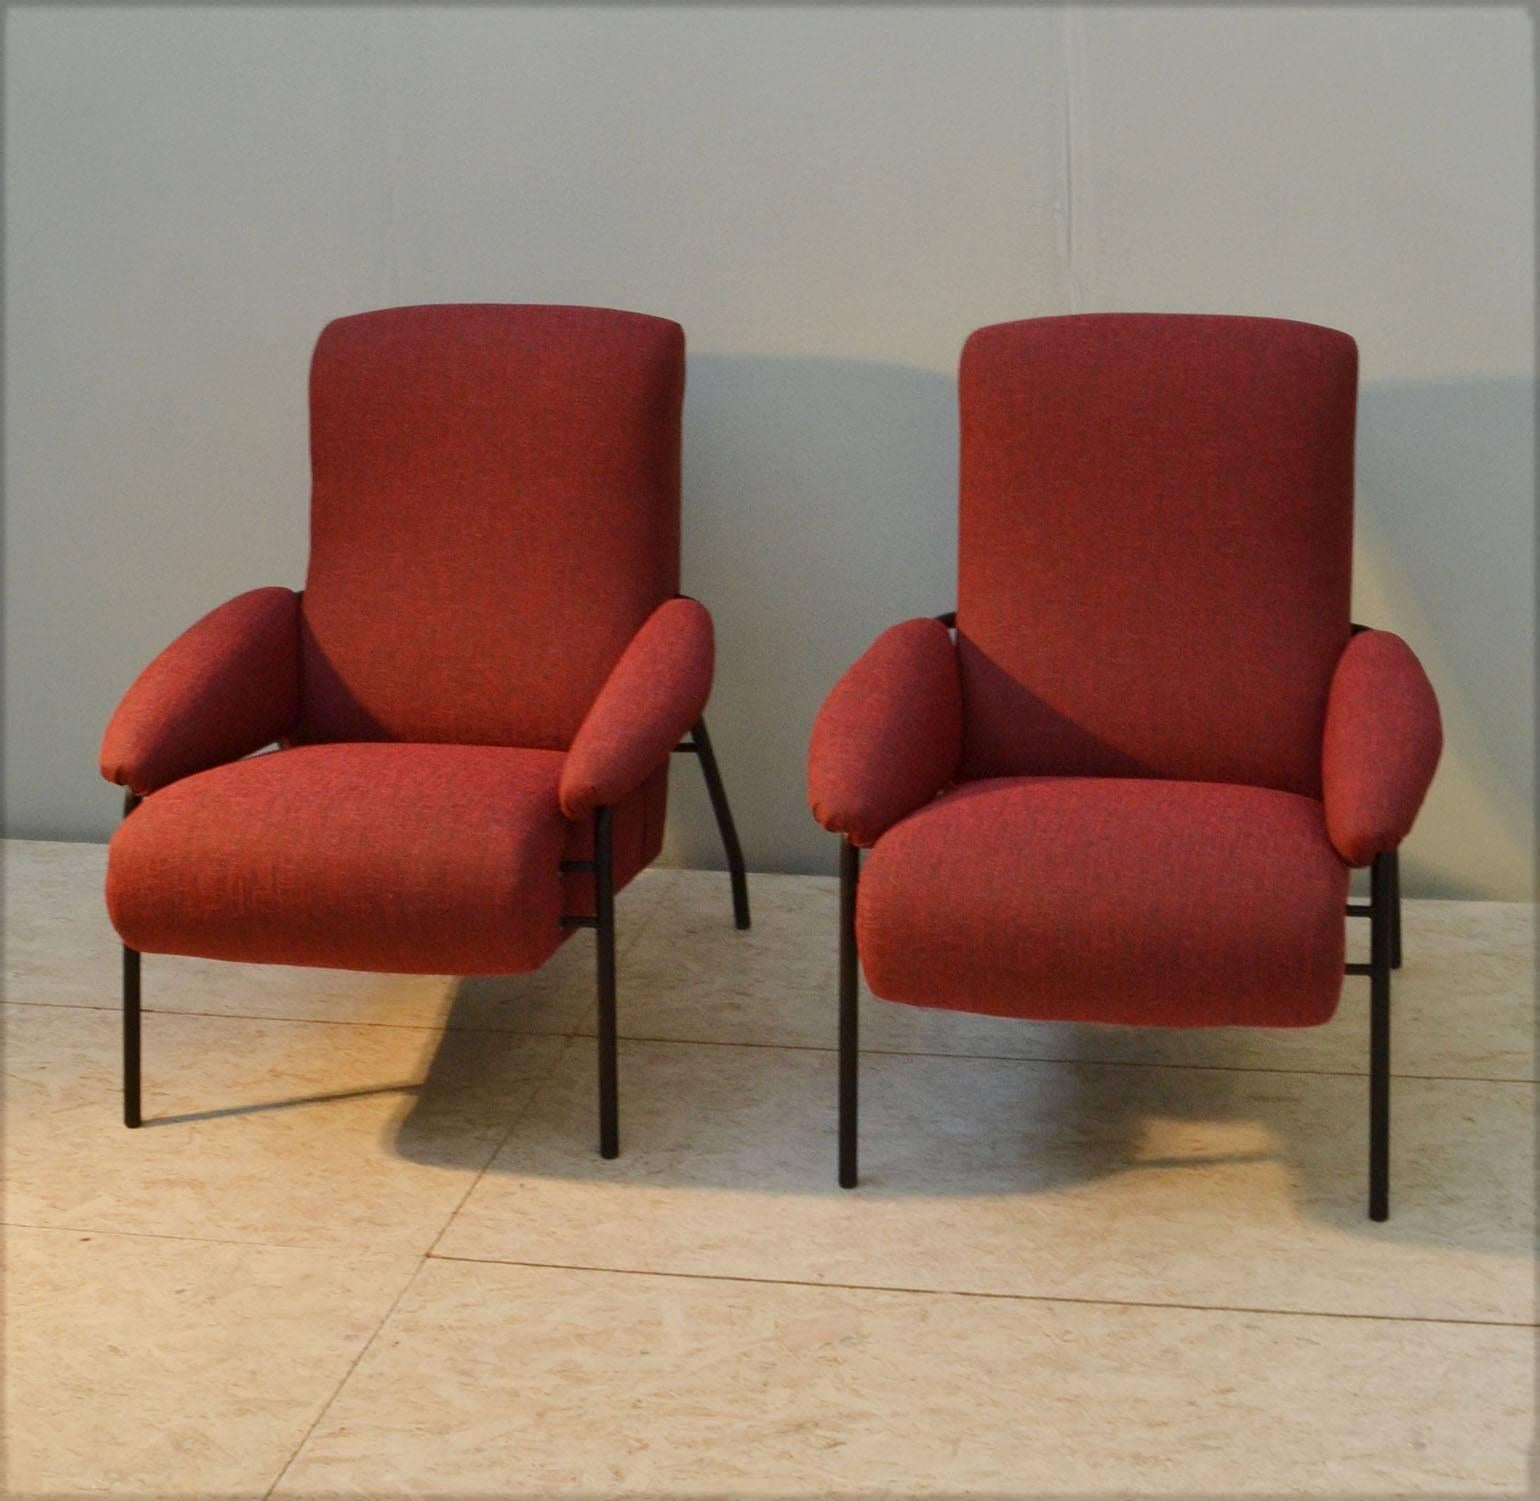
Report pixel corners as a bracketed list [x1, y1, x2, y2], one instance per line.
[107, 743, 660, 975]
[858, 777, 1348, 1028]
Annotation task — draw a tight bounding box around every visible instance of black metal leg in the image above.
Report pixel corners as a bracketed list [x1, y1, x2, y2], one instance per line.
[121, 789, 143, 1130]
[1368, 851, 1393, 1221]
[594, 805, 619, 1159]
[123, 945, 142, 1129]
[690, 717, 751, 930]
[1389, 848, 1403, 970]
[838, 839, 860, 1189]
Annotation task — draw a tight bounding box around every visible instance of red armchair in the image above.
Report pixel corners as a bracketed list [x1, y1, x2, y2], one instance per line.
[102, 304, 750, 1156]
[809, 314, 1441, 1219]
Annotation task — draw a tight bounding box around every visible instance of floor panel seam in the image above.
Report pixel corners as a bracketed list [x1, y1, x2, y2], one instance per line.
[420, 1252, 1540, 1329]
[5, 998, 1532, 1084]
[556, 1027, 1540, 1084]
[261, 1250, 429, 1500]
[256, 1020, 589, 1495]
[0, 1218, 397, 1254]
[1, 996, 575, 1038]
[421, 1031, 582, 1260]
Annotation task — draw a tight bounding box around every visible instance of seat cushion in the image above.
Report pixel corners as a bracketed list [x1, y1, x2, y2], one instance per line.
[107, 743, 662, 976]
[858, 777, 1348, 1028]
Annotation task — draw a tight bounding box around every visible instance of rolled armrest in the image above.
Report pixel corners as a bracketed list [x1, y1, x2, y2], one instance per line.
[100, 587, 301, 795]
[560, 597, 714, 819]
[1321, 629, 1442, 866]
[808, 617, 962, 847]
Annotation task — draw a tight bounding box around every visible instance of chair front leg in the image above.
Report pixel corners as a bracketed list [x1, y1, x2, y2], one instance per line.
[121, 790, 143, 1129]
[123, 945, 142, 1128]
[594, 804, 619, 1160]
[838, 838, 861, 1189]
[563, 806, 620, 1157]
[1368, 850, 1393, 1221]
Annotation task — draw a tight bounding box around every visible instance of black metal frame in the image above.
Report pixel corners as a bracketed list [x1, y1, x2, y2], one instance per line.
[120, 716, 751, 1154]
[1347, 848, 1399, 1221]
[834, 616, 1407, 1219]
[673, 718, 752, 931]
[122, 789, 143, 1130]
[836, 837, 1403, 1219]
[838, 839, 861, 1189]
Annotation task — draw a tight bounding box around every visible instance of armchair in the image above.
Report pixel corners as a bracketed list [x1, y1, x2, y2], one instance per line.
[103, 304, 750, 1157]
[809, 314, 1441, 1219]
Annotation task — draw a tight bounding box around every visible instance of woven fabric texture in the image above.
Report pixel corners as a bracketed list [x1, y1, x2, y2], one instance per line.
[808, 617, 962, 847]
[561, 597, 713, 818]
[100, 587, 300, 796]
[298, 303, 684, 748]
[858, 776, 1348, 1027]
[958, 314, 1357, 794]
[1322, 629, 1443, 865]
[102, 305, 694, 974]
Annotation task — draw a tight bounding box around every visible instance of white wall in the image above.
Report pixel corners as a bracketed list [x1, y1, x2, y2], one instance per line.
[5, 5, 1533, 898]
[1063, 5, 1535, 901]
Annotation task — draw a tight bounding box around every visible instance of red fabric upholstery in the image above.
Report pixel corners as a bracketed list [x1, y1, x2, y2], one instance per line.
[298, 304, 684, 747]
[99, 588, 299, 796]
[106, 743, 657, 975]
[808, 618, 962, 847]
[1322, 631, 1443, 866]
[957, 315, 1357, 795]
[560, 598, 713, 819]
[859, 778, 1348, 1027]
[103, 306, 694, 976]
[810, 315, 1432, 1032]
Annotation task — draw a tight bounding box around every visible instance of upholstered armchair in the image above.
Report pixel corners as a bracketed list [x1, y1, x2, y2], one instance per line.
[809, 314, 1441, 1219]
[102, 304, 749, 1156]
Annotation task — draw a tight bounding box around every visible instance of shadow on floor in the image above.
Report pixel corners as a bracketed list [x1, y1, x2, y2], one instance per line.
[387, 924, 1526, 1261]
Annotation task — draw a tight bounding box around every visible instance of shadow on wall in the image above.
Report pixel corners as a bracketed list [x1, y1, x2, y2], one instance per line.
[66, 359, 1530, 905]
[666, 358, 1535, 902]
[1355, 378, 1534, 900]
[664, 352, 958, 878]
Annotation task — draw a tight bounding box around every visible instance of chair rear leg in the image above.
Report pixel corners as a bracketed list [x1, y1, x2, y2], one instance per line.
[1368, 851, 1393, 1221]
[838, 838, 860, 1189]
[123, 945, 142, 1129]
[594, 805, 619, 1159]
[689, 717, 751, 930]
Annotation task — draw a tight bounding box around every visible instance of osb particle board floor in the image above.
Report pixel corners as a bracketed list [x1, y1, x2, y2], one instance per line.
[3, 838, 1534, 1498]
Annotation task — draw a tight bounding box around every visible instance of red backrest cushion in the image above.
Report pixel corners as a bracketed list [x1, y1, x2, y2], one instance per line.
[957, 314, 1356, 796]
[297, 304, 684, 748]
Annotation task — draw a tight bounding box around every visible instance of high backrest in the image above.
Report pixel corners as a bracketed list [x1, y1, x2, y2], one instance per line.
[297, 304, 684, 748]
[957, 314, 1356, 797]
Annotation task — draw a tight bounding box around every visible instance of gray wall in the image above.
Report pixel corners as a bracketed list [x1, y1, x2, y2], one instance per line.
[6, 5, 1533, 898]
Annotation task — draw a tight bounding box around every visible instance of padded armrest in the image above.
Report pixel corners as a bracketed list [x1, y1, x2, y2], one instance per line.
[560, 597, 715, 819]
[99, 588, 301, 796]
[1321, 629, 1442, 866]
[808, 617, 962, 847]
